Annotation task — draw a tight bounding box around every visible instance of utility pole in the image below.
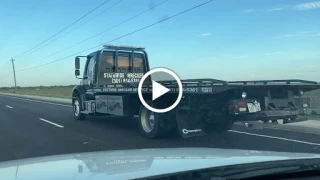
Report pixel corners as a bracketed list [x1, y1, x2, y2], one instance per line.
[10, 58, 17, 89]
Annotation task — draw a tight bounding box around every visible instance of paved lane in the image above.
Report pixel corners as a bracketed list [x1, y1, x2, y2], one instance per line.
[1, 94, 320, 162]
[0, 96, 109, 162]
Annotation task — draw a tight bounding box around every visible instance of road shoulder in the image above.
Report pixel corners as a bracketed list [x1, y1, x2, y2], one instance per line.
[0, 92, 71, 104]
[236, 120, 320, 135]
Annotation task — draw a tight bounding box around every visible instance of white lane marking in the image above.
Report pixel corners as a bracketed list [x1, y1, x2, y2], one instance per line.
[39, 118, 64, 128]
[264, 127, 320, 136]
[229, 130, 320, 146]
[0, 95, 72, 107]
[6, 105, 13, 109]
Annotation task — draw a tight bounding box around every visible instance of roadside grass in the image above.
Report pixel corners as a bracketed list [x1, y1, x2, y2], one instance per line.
[298, 115, 320, 120]
[0, 86, 74, 99]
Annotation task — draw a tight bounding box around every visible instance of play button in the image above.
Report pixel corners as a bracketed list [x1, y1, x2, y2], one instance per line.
[138, 68, 183, 113]
[152, 80, 170, 100]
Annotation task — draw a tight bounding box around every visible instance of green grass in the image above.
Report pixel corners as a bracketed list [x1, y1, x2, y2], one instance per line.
[0, 86, 74, 99]
[298, 115, 320, 120]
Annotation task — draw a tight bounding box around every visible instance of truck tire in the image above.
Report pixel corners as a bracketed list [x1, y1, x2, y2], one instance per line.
[73, 96, 86, 120]
[138, 101, 169, 139]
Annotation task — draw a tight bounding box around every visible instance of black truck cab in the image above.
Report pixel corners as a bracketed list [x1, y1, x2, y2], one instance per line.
[72, 45, 152, 118]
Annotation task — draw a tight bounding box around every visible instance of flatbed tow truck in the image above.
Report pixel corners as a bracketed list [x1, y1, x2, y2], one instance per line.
[72, 45, 320, 139]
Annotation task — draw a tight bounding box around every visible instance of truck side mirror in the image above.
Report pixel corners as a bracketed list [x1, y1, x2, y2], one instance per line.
[75, 57, 80, 70]
[75, 69, 80, 76]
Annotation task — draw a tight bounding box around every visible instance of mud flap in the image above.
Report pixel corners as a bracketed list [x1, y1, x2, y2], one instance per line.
[176, 110, 206, 138]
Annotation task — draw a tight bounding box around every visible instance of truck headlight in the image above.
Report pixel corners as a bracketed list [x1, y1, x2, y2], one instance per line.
[242, 92, 247, 99]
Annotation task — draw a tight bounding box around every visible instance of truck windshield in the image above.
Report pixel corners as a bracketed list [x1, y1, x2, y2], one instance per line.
[97, 51, 145, 85]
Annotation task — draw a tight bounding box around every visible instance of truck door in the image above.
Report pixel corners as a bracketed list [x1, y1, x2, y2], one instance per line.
[83, 56, 96, 99]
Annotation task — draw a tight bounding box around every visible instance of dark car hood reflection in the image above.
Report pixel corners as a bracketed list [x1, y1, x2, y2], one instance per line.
[1, 148, 320, 180]
[76, 154, 154, 174]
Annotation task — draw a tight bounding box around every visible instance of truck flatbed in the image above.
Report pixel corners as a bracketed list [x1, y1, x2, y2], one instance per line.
[87, 79, 320, 94]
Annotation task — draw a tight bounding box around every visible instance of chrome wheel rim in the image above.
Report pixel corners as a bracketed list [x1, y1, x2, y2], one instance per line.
[74, 100, 80, 117]
[141, 109, 155, 133]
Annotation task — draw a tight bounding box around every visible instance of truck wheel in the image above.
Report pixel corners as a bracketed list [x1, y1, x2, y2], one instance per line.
[138, 102, 168, 139]
[73, 96, 86, 120]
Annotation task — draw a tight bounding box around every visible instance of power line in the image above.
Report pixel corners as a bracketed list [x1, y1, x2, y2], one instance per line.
[24, 0, 169, 67]
[0, 1, 49, 74]
[23, 0, 124, 57]
[13, 0, 111, 59]
[16, 0, 214, 73]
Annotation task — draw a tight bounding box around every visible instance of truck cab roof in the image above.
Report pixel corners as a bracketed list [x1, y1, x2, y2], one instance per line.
[86, 45, 146, 58]
[102, 44, 145, 51]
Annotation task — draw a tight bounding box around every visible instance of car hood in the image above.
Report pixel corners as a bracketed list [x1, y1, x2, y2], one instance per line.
[1, 148, 320, 180]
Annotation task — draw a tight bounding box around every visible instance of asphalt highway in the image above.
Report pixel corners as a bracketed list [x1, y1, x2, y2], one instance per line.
[1, 94, 320, 162]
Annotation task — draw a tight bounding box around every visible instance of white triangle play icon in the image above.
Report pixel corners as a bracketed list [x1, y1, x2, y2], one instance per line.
[152, 80, 170, 101]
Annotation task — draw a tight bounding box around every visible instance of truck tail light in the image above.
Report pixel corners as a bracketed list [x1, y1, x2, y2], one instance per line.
[238, 101, 247, 112]
[238, 101, 246, 106]
[229, 100, 258, 114]
[302, 98, 310, 107]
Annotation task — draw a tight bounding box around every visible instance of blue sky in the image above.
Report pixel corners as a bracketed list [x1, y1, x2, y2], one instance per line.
[0, 0, 319, 87]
